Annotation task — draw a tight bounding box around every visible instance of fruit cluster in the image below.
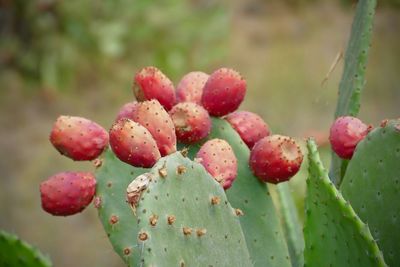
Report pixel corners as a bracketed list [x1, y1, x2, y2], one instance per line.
[40, 66, 303, 216]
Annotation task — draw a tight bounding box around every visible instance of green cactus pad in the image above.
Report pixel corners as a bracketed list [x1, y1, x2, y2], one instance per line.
[0, 230, 52, 267]
[277, 183, 304, 267]
[136, 152, 252, 266]
[341, 120, 400, 266]
[184, 118, 291, 267]
[95, 148, 148, 266]
[304, 139, 386, 267]
[330, 0, 377, 185]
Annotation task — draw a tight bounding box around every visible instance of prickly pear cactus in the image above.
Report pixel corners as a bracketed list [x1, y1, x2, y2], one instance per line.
[304, 139, 386, 267]
[136, 152, 252, 266]
[277, 183, 304, 267]
[95, 149, 148, 266]
[330, 0, 377, 185]
[341, 120, 400, 266]
[185, 118, 291, 267]
[0, 230, 52, 267]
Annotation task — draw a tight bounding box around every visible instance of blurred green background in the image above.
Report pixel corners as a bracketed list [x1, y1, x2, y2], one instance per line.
[0, 0, 399, 266]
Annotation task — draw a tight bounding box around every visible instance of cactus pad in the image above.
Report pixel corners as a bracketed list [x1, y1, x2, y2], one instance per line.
[277, 183, 304, 267]
[136, 152, 252, 266]
[341, 120, 400, 266]
[304, 139, 386, 267]
[185, 118, 291, 267]
[330, 0, 377, 185]
[95, 148, 148, 266]
[0, 230, 52, 267]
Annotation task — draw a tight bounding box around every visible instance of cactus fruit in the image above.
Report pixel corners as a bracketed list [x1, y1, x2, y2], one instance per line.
[115, 101, 138, 121]
[176, 71, 209, 104]
[49, 115, 109, 161]
[109, 118, 161, 168]
[0, 230, 52, 267]
[136, 152, 252, 266]
[341, 119, 400, 266]
[169, 102, 211, 144]
[225, 111, 270, 149]
[249, 135, 303, 184]
[201, 68, 246, 116]
[186, 118, 292, 267]
[133, 66, 176, 111]
[40, 172, 96, 216]
[195, 138, 238, 189]
[37, 0, 389, 264]
[305, 139, 386, 267]
[329, 116, 370, 159]
[131, 100, 177, 156]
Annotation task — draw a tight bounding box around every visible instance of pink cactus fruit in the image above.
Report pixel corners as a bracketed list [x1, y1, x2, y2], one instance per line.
[169, 102, 212, 144]
[176, 71, 209, 104]
[196, 139, 238, 190]
[225, 111, 270, 149]
[109, 118, 161, 168]
[329, 116, 370, 159]
[115, 101, 138, 121]
[50, 116, 109, 161]
[201, 68, 246, 116]
[133, 66, 176, 111]
[250, 135, 303, 184]
[130, 100, 177, 156]
[40, 171, 96, 216]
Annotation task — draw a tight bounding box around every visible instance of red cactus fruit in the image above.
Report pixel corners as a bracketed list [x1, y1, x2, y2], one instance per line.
[329, 116, 370, 159]
[201, 68, 246, 116]
[50, 116, 109, 161]
[169, 102, 212, 144]
[40, 171, 96, 216]
[115, 101, 138, 121]
[109, 118, 161, 168]
[131, 100, 176, 156]
[196, 139, 237, 190]
[250, 135, 303, 184]
[176, 71, 209, 104]
[225, 111, 270, 149]
[133, 66, 176, 111]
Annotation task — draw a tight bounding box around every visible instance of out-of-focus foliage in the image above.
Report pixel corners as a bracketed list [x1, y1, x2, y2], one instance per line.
[0, 0, 228, 91]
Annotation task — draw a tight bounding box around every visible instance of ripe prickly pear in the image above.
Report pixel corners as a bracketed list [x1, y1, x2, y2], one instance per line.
[131, 100, 176, 156]
[201, 68, 246, 116]
[196, 139, 237, 190]
[250, 135, 303, 184]
[169, 102, 212, 144]
[176, 71, 209, 104]
[40, 171, 96, 216]
[50, 116, 109, 161]
[133, 66, 176, 111]
[329, 116, 370, 159]
[115, 101, 138, 121]
[225, 111, 270, 149]
[109, 118, 161, 168]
